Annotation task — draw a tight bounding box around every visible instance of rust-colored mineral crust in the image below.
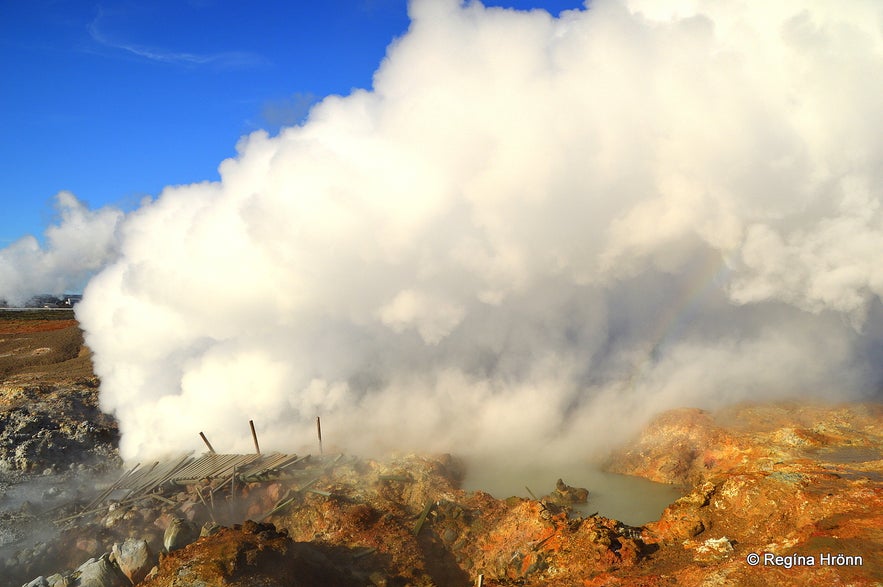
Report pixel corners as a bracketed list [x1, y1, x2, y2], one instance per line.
[605, 402, 883, 586]
[136, 402, 882, 586]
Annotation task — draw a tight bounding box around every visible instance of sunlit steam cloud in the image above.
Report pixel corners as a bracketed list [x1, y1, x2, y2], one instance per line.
[0, 192, 122, 305]
[74, 0, 883, 463]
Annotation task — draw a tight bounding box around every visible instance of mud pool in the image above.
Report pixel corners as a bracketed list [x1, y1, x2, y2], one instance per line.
[460, 459, 684, 526]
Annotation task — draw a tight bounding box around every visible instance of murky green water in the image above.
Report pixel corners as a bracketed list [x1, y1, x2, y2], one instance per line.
[461, 460, 684, 527]
[809, 446, 882, 464]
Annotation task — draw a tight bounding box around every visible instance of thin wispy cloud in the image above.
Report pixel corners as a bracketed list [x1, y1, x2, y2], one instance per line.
[87, 8, 266, 69]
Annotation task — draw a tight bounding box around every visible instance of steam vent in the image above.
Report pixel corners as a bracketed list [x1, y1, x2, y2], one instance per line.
[0, 307, 881, 586]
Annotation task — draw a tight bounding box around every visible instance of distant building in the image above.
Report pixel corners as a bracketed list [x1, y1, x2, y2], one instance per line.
[0, 294, 82, 309]
[26, 294, 64, 308]
[62, 295, 83, 307]
[21, 294, 82, 308]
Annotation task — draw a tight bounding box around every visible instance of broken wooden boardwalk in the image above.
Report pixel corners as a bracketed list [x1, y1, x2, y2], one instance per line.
[119, 452, 307, 495]
[58, 452, 312, 524]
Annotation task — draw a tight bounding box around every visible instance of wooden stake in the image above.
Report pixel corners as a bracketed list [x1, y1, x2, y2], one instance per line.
[228, 464, 237, 519]
[249, 420, 261, 455]
[413, 501, 434, 536]
[199, 432, 216, 454]
[476, 574, 484, 587]
[316, 416, 323, 455]
[195, 485, 216, 523]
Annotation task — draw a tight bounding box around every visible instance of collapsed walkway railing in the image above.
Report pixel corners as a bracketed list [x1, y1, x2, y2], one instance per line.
[56, 423, 316, 525]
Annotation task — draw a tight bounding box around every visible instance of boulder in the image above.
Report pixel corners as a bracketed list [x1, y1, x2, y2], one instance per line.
[543, 478, 589, 505]
[111, 538, 153, 585]
[70, 554, 128, 587]
[163, 517, 198, 552]
[200, 521, 221, 537]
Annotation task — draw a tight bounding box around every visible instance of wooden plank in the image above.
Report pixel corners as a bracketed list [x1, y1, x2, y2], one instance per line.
[63, 450, 306, 524]
[413, 501, 434, 536]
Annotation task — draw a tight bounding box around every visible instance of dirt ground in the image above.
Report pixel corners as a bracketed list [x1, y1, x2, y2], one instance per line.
[0, 309, 95, 387]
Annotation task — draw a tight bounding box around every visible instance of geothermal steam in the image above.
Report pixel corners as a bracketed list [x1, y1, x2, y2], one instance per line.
[0, 192, 122, 305]
[70, 0, 883, 462]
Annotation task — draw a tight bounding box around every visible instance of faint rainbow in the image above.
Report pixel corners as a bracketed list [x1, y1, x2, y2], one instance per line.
[622, 250, 733, 388]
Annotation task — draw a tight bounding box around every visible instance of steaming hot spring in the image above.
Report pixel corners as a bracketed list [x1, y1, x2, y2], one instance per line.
[2, 0, 882, 584]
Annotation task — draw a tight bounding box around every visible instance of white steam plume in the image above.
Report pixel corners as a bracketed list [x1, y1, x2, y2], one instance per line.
[0, 192, 122, 305]
[76, 0, 883, 463]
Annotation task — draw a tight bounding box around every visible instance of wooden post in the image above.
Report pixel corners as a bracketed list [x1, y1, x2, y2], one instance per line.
[249, 420, 261, 455]
[316, 416, 323, 455]
[229, 464, 236, 519]
[476, 574, 484, 587]
[199, 432, 216, 454]
[413, 501, 434, 536]
[196, 486, 215, 523]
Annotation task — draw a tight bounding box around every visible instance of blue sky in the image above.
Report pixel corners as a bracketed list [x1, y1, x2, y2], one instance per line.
[0, 0, 583, 247]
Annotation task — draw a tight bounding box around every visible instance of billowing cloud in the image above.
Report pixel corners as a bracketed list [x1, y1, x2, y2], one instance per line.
[74, 0, 883, 463]
[0, 192, 122, 305]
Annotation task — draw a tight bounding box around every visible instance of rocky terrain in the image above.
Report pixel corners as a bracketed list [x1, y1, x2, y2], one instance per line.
[1, 311, 881, 586]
